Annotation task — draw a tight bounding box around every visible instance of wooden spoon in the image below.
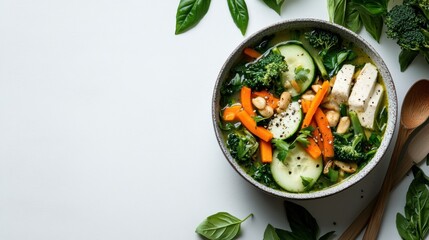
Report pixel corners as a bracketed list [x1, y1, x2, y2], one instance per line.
[338, 79, 429, 240]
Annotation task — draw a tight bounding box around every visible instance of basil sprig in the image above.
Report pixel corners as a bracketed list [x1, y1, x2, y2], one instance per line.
[195, 212, 253, 240]
[175, 0, 211, 35]
[327, 0, 388, 42]
[227, 0, 249, 35]
[396, 166, 429, 240]
[175, 0, 286, 35]
[263, 201, 335, 240]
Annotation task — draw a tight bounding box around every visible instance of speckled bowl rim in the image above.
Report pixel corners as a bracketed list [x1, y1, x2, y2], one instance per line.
[212, 18, 397, 199]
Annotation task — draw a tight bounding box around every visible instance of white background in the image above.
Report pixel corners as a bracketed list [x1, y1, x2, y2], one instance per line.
[1, 0, 428, 239]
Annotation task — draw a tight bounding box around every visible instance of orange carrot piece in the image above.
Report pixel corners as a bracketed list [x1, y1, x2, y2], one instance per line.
[310, 120, 324, 153]
[301, 99, 312, 113]
[222, 104, 242, 121]
[236, 110, 273, 142]
[243, 47, 262, 59]
[240, 86, 255, 116]
[302, 80, 330, 128]
[314, 108, 335, 158]
[303, 121, 322, 159]
[252, 90, 279, 109]
[305, 136, 322, 160]
[259, 139, 273, 163]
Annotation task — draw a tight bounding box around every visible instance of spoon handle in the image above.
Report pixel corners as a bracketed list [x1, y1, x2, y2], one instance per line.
[362, 126, 413, 239]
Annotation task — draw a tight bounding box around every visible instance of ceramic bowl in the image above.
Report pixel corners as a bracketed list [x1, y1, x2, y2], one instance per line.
[212, 18, 397, 199]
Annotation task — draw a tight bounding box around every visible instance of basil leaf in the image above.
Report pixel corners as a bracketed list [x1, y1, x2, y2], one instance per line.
[195, 212, 253, 240]
[319, 231, 336, 240]
[263, 224, 281, 240]
[227, 0, 249, 35]
[399, 49, 419, 72]
[396, 167, 429, 240]
[396, 213, 418, 240]
[263, 0, 285, 15]
[284, 201, 319, 239]
[358, 11, 383, 42]
[327, 0, 347, 25]
[274, 228, 299, 240]
[175, 0, 211, 35]
[345, 2, 362, 32]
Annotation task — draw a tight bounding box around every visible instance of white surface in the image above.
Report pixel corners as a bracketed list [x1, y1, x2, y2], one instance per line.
[0, 1, 428, 239]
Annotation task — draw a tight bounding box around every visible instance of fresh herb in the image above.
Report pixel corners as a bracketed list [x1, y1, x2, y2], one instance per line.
[294, 66, 311, 82]
[196, 201, 334, 240]
[175, 0, 286, 35]
[195, 212, 253, 240]
[396, 166, 429, 240]
[327, 0, 388, 42]
[271, 126, 313, 161]
[263, 0, 285, 15]
[226, 128, 259, 163]
[227, 0, 249, 35]
[175, 0, 212, 35]
[263, 201, 335, 240]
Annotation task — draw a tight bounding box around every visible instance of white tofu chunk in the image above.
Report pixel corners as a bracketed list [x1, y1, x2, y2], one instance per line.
[331, 64, 355, 104]
[356, 83, 384, 129]
[348, 63, 378, 111]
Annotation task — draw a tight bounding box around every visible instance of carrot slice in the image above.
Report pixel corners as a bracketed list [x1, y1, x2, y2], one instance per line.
[222, 104, 242, 121]
[240, 86, 255, 116]
[304, 121, 322, 159]
[259, 139, 273, 163]
[301, 99, 312, 113]
[302, 80, 330, 128]
[252, 90, 279, 109]
[291, 80, 301, 93]
[314, 108, 334, 158]
[236, 110, 273, 142]
[243, 47, 262, 59]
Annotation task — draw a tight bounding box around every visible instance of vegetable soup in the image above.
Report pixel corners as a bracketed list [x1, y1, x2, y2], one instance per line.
[218, 28, 388, 193]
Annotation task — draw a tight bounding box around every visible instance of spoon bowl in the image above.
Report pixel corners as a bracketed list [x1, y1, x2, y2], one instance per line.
[400, 80, 429, 129]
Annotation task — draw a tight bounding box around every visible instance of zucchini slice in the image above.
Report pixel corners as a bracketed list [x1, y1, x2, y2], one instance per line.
[277, 43, 315, 97]
[271, 144, 323, 193]
[267, 101, 302, 140]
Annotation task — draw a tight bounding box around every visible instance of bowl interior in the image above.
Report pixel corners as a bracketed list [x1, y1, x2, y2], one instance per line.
[212, 18, 397, 199]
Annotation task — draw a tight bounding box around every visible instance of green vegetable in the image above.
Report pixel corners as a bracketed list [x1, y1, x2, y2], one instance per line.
[304, 29, 340, 57]
[175, 0, 211, 35]
[239, 47, 288, 91]
[334, 133, 365, 162]
[385, 2, 429, 71]
[263, 201, 335, 240]
[327, 0, 388, 42]
[263, 0, 285, 15]
[396, 166, 429, 240]
[226, 128, 258, 163]
[227, 0, 249, 35]
[195, 212, 253, 240]
[174, 0, 285, 35]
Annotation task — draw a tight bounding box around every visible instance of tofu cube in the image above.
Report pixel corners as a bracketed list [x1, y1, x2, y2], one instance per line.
[356, 83, 384, 129]
[331, 64, 355, 104]
[348, 63, 378, 111]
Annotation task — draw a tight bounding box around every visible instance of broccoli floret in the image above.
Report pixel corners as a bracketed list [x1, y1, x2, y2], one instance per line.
[226, 129, 258, 163]
[304, 29, 340, 57]
[385, 5, 427, 41]
[334, 133, 365, 162]
[385, 4, 429, 71]
[240, 47, 288, 91]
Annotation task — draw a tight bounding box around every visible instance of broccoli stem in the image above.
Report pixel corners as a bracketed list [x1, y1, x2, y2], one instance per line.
[349, 111, 365, 137]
